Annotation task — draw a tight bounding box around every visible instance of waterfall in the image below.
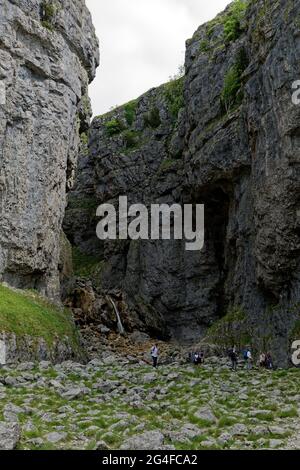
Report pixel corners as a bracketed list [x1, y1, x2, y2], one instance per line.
[107, 296, 125, 336]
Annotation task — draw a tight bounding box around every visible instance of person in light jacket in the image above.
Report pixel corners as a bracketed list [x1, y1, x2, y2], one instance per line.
[151, 345, 159, 368]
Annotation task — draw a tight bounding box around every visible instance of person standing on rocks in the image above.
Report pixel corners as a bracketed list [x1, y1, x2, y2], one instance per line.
[229, 346, 238, 371]
[151, 345, 159, 368]
[194, 352, 200, 365]
[266, 352, 273, 370]
[259, 352, 266, 368]
[200, 351, 205, 364]
[246, 348, 253, 370]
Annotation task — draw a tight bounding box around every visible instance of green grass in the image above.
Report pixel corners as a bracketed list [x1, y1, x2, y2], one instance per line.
[0, 284, 79, 347]
[218, 416, 237, 427]
[277, 408, 298, 419]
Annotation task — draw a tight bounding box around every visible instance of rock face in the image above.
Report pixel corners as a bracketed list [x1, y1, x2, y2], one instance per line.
[0, 421, 20, 450]
[67, 0, 300, 364]
[0, 0, 99, 300]
[120, 431, 167, 450]
[0, 331, 83, 364]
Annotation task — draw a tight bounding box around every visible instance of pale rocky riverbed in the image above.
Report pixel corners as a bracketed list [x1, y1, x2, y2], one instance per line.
[1, 356, 300, 450]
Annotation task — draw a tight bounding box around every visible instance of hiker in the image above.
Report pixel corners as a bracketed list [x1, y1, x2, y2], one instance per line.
[194, 352, 201, 365]
[243, 348, 248, 367]
[151, 345, 159, 368]
[199, 351, 205, 364]
[188, 351, 195, 364]
[259, 352, 266, 368]
[194, 352, 199, 365]
[246, 348, 252, 370]
[229, 346, 238, 371]
[266, 352, 273, 370]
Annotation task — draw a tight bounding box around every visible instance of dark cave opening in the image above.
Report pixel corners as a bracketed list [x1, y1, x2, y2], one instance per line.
[194, 184, 232, 320]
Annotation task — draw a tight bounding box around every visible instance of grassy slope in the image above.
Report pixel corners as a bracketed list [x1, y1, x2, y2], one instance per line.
[0, 284, 79, 346]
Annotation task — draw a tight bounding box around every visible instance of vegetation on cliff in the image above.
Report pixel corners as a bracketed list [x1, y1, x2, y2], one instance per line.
[40, 1, 59, 30]
[221, 48, 249, 112]
[164, 77, 185, 120]
[206, 0, 248, 42]
[105, 118, 125, 136]
[223, 0, 248, 42]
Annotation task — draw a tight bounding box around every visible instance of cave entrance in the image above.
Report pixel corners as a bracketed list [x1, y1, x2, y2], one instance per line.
[194, 183, 232, 320]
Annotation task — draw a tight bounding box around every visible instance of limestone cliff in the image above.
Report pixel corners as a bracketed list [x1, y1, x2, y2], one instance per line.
[0, 0, 99, 300]
[65, 0, 300, 365]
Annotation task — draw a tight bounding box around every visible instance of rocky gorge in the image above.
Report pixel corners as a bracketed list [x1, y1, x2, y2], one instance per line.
[1, 0, 300, 451]
[65, 0, 300, 367]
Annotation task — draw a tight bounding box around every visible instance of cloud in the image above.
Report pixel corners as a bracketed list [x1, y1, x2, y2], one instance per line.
[86, 0, 231, 116]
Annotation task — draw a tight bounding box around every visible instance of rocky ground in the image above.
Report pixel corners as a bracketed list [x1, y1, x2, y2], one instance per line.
[1, 350, 300, 450]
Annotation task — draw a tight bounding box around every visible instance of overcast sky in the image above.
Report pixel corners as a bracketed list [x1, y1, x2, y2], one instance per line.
[86, 0, 231, 116]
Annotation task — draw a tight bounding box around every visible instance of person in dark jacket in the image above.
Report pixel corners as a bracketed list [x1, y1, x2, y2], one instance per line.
[229, 346, 238, 371]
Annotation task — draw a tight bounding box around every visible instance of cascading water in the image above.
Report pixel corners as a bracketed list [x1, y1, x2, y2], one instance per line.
[107, 296, 125, 336]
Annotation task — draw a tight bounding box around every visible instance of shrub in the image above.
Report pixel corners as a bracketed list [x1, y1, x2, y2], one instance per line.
[80, 132, 88, 145]
[144, 107, 161, 129]
[105, 118, 124, 136]
[124, 100, 137, 126]
[224, 0, 248, 43]
[207, 306, 251, 350]
[123, 130, 140, 149]
[199, 39, 210, 53]
[206, 19, 220, 39]
[221, 48, 248, 112]
[205, 1, 248, 43]
[164, 77, 185, 119]
[221, 65, 243, 112]
[41, 1, 58, 30]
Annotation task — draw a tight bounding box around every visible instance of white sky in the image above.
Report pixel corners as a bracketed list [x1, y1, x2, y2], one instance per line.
[86, 0, 231, 116]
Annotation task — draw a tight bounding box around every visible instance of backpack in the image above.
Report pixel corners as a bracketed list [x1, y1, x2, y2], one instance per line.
[243, 350, 248, 360]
